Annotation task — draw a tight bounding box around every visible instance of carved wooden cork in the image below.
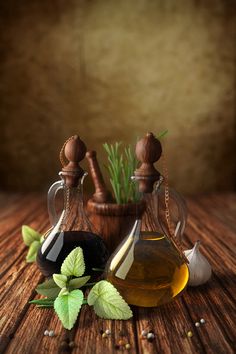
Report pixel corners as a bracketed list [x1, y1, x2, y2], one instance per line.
[135, 132, 162, 193]
[61, 135, 87, 187]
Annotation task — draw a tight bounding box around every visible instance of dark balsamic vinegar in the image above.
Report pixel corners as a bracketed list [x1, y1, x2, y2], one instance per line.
[37, 231, 109, 277]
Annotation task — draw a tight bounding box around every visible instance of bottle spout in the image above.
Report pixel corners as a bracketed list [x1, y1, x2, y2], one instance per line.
[129, 219, 142, 239]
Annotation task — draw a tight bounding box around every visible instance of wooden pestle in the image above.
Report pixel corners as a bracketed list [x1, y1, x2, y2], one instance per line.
[86, 150, 112, 203]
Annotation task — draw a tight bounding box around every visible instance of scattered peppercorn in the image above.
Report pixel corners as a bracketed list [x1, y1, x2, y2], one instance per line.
[187, 331, 193, 338]
[141, 330, 148, 337]
[44, 330, 49, 336]
[69, 341, 76, 348]
[102, 333, 108, 338]
[118, 339, 126, 346]
[195, 322, 200, 327]
[114, 344, 120, 350]
[49, 330, 55, 337]
[60, 341, 69, 351]
[99, 329, 104, 335]
[125, 343, 131, 350]
[105, 329, 111, 335]
[147, 333, 155, 339]
[200, 318, 205, 324]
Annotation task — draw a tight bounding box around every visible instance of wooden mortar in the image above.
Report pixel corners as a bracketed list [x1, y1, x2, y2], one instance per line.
[86, 133, 161, 254]
[87, 199, 146, 254]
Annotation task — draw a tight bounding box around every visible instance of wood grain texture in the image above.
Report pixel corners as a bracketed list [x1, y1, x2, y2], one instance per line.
[0, 193, 235, 354]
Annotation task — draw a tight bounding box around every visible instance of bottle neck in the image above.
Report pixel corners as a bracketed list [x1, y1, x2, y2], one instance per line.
[61, 172, 91, 232]
[131, 174, 164, 196]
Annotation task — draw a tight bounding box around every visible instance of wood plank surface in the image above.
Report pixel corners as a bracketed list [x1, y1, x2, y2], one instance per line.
[0, 193, 235, 354]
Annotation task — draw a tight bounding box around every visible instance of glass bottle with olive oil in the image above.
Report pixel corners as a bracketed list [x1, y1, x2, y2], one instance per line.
[105, 133, 189, 307]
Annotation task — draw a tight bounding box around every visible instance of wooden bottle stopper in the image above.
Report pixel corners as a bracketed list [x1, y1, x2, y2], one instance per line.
[86, 150, 112, 203]
[134, 132, 162, 193]
[61, 135, 87, 187]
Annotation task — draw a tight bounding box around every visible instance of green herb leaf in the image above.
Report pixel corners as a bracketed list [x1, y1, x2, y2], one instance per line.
[92, 267, 104, 272]
[53, 274, 68, 289]
[36, 278, 60, 299]
[157, 129, 168, 139]
[87, 280, 133, 320]
[58, 287, 69, 297]
[103, 142, 139, 204]
[54, 289, 84, 330]
[61, 247, 85, 277]
[29, 298, 54, 305]
[22, 225, 42, 246]
[68, 276, 90, 290]
[26, 240, 41, 263]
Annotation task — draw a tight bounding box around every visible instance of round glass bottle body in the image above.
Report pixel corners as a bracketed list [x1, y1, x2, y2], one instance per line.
[37, 174, 109, 277]
[105, 178, 189, 307]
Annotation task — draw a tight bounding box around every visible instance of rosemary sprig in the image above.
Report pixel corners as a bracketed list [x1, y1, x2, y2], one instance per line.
[123, 146, 139, 202]
[157, 130, 168, 139]
[104, 142, 123, 204]
[103, 143, 139, 204]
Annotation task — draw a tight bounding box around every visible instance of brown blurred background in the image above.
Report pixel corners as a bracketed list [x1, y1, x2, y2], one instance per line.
[0, 0, 235, 195]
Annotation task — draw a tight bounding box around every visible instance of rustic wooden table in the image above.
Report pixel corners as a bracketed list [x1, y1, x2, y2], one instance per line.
[0, 193, 235, 354]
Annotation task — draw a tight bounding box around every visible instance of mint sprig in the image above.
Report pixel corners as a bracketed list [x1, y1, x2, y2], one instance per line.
[30, 246, 132, 330]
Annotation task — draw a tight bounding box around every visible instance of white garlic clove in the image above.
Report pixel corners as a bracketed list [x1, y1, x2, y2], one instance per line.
[184, 241, 212, 287]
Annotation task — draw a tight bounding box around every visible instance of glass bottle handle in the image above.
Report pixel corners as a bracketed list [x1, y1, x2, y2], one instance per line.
[169, 188, 188, 243]
[47, 180, 64, 226]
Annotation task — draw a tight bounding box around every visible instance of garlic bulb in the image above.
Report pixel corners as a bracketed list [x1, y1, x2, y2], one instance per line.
[184, 241, 212, 286]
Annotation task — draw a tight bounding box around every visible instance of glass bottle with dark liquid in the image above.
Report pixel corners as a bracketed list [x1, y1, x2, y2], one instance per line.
[37, 135, 109, 277]
[105, 133, 189, 307]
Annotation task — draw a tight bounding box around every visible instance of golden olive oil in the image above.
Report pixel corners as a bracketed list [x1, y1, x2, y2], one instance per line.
[106, 231, 189, 307]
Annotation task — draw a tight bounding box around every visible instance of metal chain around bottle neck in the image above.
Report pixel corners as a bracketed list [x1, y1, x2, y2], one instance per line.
[161, 153, 188, 263]
[59, 136, 85, 230]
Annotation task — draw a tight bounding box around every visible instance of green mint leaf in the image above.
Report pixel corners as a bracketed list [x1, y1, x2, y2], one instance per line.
[58, 287, 69, 297]
[61, 247, 85, 277]
[87, 280, 133, 320]
[26, 240, 41, 262]
[36, 278, 60, 299]
[53, 274, 67, 289]
[54, 289, 84, 330]
[22, 225, 42, 246]
[68, 276, 90, 290]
